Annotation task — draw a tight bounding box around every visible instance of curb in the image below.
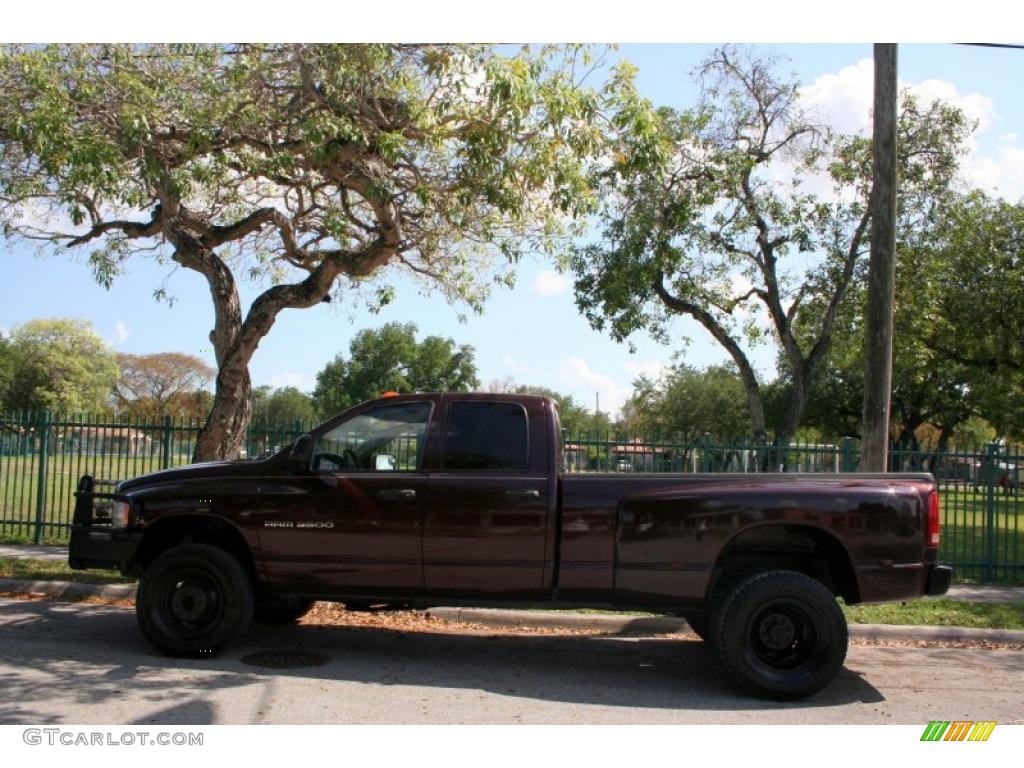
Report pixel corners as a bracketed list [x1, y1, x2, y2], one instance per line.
[0, 578, 137, 601]
[423, 606, 1024, 645]
[1, 579, 1022, 645]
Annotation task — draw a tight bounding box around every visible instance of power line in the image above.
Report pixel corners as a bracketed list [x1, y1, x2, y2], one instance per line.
[956, 43, 1024, 50]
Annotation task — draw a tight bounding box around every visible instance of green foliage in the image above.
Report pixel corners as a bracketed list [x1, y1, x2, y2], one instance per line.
[570, 46, 974, 442]
[0, 332, 15, 408]
[0, 44, 624, 310]
[251, 385, 318, 426]
[313, 322, 478, 417]
[0, 44, 631, 458]
[794, 191, 1024, 445]
[501, 382, 592, 434]
[622, 364, 751, 439]
[3, 318, 119, 412]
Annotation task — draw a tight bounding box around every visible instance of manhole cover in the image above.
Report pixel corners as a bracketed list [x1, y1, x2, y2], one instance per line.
[240, 650, 329, 669]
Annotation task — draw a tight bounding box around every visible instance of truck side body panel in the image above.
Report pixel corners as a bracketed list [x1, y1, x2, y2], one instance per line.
[70, 393, 945, 611]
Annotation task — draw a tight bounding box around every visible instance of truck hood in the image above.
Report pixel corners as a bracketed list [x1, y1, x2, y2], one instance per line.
[116, 458, 274, 491]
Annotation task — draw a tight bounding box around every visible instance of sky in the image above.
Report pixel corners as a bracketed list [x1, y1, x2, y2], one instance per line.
[2, 39, 1023, 418]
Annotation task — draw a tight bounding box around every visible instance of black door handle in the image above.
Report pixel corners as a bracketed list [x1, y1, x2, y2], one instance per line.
[376, 489, 417, 501]
[503, 489, 541, 499]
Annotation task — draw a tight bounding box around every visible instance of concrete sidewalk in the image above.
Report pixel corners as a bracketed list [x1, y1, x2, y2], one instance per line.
[0, 544, 67, 561]
[2, 543, 1022, 602]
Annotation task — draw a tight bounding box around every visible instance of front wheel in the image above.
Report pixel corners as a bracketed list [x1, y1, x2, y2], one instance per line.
[136, 543, 254, 657]
[713, 570, 848, 700]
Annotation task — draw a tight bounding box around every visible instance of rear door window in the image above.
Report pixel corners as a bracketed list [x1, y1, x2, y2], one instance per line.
[443, 401, 529, 470]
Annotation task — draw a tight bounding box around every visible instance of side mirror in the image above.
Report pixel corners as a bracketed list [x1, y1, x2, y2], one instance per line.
[374, 454, 396, 471]
[289, 434, 314, 471]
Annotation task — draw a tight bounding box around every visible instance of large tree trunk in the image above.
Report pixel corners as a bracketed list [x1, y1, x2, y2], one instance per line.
[194, 359, 253, 461]
[190, 261, 264, 462]
[769, 372, 809, 473]
[168, 235, 261, 463]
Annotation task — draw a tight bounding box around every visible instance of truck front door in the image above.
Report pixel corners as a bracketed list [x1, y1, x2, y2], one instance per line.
[256, 399, 433, 596]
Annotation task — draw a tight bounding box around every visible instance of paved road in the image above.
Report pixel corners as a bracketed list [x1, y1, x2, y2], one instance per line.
[0, 598, 1021, 725]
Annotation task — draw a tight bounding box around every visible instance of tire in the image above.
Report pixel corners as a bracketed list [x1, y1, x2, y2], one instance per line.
[254, 594, 316, 625]
[712, 569, 848, 700]
[136, 543, 255, 657]
[681, 611, 712, 643]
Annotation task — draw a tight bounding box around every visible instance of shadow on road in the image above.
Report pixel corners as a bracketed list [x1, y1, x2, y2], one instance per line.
[0, 598, 893, 723]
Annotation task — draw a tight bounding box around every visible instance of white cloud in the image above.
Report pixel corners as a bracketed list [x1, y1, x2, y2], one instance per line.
[558, 356, 631, 416]
[268, 371, 314, 390]
[800, 59, 876, 135]
[114, 321, 129, 345]
[799, 58, 1024, 201]
[624, 359, 667, 382]
[530, 269, 571, 297]
[967, 143, 1024, 200]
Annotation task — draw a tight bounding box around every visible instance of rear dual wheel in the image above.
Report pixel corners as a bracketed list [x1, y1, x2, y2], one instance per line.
[712, 569, 848, 700]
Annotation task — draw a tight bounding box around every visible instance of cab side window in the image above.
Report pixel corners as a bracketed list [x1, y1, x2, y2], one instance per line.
[315, 402, 431, 472]
[443, 401, 528, 470]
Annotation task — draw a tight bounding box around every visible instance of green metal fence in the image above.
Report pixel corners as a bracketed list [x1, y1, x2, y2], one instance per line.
[563, 431, 1022, 585]
[1, 411, 1020, 584]
[0, 411, 312, 544]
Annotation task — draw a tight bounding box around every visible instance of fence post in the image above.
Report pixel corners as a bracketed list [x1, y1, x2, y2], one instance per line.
[841, 437, 856, 473]
[701, 432, 712, 473]
[984, 442, 999, 582]
[33, 411, 52, 545]
[161, 415, 173, 470]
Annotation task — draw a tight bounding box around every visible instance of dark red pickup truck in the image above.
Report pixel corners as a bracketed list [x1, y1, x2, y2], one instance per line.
[69, 392, 951, 699]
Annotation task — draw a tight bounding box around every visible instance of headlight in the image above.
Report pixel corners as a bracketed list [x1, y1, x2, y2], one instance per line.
[110, 500, 132, 528]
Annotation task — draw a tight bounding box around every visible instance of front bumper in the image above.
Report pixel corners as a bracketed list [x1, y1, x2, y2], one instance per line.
[68, 474, 141, 571]
[925, 564, 954, 597]
[68, 527, 143, 571]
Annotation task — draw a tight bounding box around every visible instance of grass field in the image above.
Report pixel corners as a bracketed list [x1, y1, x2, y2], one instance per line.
[0, 453, 194, 540]
[0, 556, 134, 584]
[842, 599, 1024, 629]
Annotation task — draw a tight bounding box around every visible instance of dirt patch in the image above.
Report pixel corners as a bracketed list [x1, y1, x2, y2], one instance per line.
[298, 602, 613, 637]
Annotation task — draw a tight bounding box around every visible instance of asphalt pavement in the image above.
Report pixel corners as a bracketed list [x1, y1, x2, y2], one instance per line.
[0, 598, 1022, 725]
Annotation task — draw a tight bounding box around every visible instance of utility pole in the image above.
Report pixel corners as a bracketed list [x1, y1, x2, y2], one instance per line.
[860, 43, 898, 472]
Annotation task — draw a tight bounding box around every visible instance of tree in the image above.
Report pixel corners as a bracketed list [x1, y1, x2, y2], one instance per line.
[623, 364, 751, 439]
[251, 385, 317, 426]
[114, 352, 214, 418]
[313, 322, 478, 417]
[0, 331, 15, 410]
[794, 191, 1024, 449]
[571, 47, 971, 448]
[0, 44, 628, 460]
[484, 378, 592, 434]
[4, 318, 119, 412]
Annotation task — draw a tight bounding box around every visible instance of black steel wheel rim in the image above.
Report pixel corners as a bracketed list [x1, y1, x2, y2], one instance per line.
[159, 567, 226, 638]
[747, 600, 819, 672]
